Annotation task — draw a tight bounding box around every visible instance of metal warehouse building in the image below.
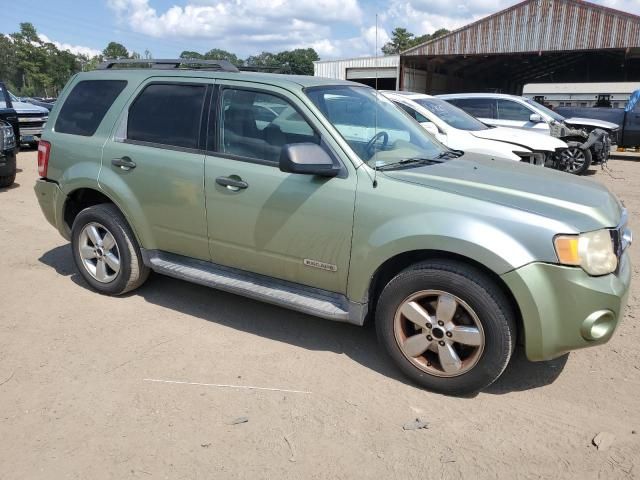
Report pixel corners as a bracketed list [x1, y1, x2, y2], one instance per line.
[402, 0, 640, 94]
[313, 55, 400, 90]
[315, 0, 640, 95]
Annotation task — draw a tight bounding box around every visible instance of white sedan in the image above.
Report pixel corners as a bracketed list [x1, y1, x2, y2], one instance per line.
[382, 90, 567, 166]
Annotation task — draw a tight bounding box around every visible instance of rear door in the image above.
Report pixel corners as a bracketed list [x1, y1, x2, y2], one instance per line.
[203, 81, 357, 293]
[449, 97, 496, 126]
[100, 78, 211, 260]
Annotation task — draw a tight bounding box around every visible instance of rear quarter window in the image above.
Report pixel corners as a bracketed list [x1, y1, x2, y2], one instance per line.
[55, 80, 127, 136]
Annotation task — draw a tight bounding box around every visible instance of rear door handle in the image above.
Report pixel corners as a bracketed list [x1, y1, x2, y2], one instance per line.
[215, 176, 248, 191]
[112, 156, 136, 170]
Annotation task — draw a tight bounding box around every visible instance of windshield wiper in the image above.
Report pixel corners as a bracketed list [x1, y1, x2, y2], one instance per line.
[376, 156, 442, 171]
[435, 149, 464, 159]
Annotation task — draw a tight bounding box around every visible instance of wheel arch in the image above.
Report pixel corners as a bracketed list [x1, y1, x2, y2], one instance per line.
[63, 186, 147, 249]
[365, 249, 524, 342]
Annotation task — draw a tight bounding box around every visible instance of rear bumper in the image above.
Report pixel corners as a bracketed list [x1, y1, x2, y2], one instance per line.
[0, 150, 16, 176]
[502, 252, 631, 361]
[34, 179, 69, 240]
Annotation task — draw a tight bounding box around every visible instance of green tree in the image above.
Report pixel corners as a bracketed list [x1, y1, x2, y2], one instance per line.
[381, 27, 415, 55]
[382, 27, 451, 54]
[275, 48, 319, 75]
[204, 48, 243, 66]
[180, 50, 204, 59]
[103, 41, 129, 59]
[245, 51, 279, 69]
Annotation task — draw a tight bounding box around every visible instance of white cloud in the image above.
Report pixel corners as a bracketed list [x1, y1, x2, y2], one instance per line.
[107, 0, 363, 56]
[39, 33, 101, 57]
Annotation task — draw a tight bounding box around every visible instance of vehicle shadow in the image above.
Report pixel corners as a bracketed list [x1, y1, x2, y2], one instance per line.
[0, 182, 20, 192]
[39, 244, 568, 396]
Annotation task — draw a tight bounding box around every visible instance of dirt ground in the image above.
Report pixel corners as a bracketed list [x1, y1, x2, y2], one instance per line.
[0, 150, 638, 480]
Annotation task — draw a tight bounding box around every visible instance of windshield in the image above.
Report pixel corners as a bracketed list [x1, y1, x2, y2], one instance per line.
[524, 97, 565, 122]
[414, 97, 488, 131]
[306, 85, 446, 168]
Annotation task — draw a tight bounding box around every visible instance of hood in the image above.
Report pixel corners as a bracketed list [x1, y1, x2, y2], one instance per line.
[382, 156, 621, 232]
[0, 101, 49, 115]
[471, 126, 566, 151]
[564, 117, 619, 130]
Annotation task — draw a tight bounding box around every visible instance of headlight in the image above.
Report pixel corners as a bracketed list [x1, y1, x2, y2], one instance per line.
[554, 230, 617, 276]
[0, 124, 15, 150]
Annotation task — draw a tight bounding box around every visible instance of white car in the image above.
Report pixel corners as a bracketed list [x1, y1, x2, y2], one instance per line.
[383, 91, 567, 166]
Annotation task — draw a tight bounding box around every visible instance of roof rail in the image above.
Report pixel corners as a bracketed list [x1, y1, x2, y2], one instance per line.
[97, 58, 240, 72]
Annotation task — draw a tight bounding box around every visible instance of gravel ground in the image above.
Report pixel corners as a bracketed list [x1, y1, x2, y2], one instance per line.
[0, 150, 638, 479]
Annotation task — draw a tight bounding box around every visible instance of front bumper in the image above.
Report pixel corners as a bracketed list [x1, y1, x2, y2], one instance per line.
[34, 179, 69, 240]
[502, 252, 631, 361]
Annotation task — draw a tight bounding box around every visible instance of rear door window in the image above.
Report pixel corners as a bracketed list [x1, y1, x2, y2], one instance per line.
[496, 99, 533, 121]
[127, 83, 206, 149]
[55, 80, 127, 136]
[449, 98, 495, 119]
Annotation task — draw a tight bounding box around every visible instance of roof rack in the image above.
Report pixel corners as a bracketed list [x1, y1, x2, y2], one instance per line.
[97, 58, 240, 72]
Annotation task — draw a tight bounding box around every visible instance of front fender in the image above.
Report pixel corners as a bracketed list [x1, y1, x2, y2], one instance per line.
[347, 212, 539, 302]
[347, 170, 562, 303]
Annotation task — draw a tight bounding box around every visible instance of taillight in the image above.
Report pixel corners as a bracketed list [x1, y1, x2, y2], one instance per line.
[37, 140, 51, 178]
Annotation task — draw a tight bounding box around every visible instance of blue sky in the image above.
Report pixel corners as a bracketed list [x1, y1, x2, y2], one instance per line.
[2, 0, 640, 60]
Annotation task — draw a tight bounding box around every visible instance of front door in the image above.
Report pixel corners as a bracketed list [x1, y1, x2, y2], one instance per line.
[100, 79, 210, 260]
[495, 99, 550, 134]
[203, 82, 357, 293]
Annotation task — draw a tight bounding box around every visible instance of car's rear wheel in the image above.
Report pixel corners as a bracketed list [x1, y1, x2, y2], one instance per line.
[375, 260, 516, 396]
[71, 204, 149, 295]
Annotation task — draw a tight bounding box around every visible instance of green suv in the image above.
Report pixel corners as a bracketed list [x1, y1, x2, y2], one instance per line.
[34, 60, 632, 395]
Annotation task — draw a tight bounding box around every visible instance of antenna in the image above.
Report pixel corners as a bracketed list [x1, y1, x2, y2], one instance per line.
[373, 13, 379, 188]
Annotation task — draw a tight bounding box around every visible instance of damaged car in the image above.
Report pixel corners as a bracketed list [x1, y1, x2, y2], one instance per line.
[383, 91, 567, 166]
[439, 93, 618, 175]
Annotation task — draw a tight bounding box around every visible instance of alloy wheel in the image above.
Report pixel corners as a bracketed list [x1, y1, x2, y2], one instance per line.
[77, 222, 121, 283]
[393, 290, 485, 377]
[561, 147, 586, 173]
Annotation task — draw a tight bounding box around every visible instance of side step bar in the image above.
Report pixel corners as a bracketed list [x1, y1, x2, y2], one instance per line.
[141, 250, 366, 325]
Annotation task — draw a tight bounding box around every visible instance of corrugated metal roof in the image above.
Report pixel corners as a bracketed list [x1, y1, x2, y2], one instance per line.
[314, 55, 399, 80]
[403, 0, 640, 57]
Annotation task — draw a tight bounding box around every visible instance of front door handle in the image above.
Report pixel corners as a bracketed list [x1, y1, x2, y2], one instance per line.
[215, 176, 248, 191]
[112, 156, 136, 171]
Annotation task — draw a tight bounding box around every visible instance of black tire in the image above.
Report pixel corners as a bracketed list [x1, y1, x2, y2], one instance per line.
[0, 172, 16, 188]
[375, 260, 516, 396]
[0, 153, 16, 188]
[563, 144, 592, 175]
[71, 203, 149, 295]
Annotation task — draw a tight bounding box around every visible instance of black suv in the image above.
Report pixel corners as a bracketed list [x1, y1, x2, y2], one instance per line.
[0, 81, 19, 188]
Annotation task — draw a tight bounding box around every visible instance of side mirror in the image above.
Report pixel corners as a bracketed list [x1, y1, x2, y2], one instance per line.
[421, 122, 439, 136]
[279, 143, 340, 177]
[529, 113, 543, 123]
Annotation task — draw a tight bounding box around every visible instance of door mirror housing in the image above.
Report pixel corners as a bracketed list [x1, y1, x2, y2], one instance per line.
[421, 122, 439, 136]
[529, 113, 543, 123]
[279, 143, 340, 177]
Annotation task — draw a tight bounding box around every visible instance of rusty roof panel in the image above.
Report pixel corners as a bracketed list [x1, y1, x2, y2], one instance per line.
[403, 0, 640, 56]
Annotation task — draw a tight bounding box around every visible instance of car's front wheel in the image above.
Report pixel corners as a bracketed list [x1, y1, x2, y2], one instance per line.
[71, 204, 149, 295]
[375, 260, 516, 396]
